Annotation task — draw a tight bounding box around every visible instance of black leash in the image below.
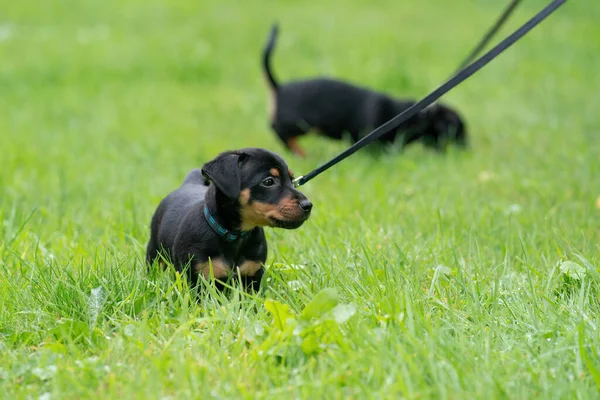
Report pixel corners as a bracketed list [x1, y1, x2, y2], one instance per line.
[454, 0, 522, 75]
[293, 0, 566, 188]
[430, 1, 522, 117]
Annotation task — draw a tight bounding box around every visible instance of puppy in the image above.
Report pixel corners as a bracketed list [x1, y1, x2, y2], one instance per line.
[262, 23, 467, 157]
[146, 148, 312, 291]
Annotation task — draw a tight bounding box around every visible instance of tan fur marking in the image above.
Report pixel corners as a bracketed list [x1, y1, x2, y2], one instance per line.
[240, 196, 304, 230]
[240, 201, 279, 230]
[288, 169, 294, 179]
[265, 73, 277, 122]
[194, 258, 231, 279]
[287, 137, 307, 158]
[239, 188, 251, 206]
[276, 197, 305, 219]
[238, 260, 263, 276]
[269, 168, 280, 177]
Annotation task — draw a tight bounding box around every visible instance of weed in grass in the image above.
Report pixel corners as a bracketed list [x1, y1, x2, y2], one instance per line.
[1, 0, 600, 398]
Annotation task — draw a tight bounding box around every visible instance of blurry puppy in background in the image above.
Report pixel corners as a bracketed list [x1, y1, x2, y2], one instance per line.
[262, 23, 467, 157]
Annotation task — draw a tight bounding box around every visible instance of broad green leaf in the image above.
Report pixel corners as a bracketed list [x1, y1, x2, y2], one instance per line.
[301, 288, 339, 320]
[264, 299, 295, 331]
[50, 320, 89, 342]
[559, 261, 586, 280]
[331, 303, 357, 324]
[44, 342, 67, 354]
[300, 332, 319, 355]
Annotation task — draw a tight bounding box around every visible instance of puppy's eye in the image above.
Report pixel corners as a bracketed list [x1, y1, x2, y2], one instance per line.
[262, 177, 276, 187]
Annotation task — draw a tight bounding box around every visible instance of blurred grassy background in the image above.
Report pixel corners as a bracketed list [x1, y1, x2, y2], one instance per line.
[1, 0, 599, 398]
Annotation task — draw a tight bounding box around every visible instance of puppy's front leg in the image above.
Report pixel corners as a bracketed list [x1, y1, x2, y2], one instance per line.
[236, 260, 265, 292]
[194, 257, 231, 281]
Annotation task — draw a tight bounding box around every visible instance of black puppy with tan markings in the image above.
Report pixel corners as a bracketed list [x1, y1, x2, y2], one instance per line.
[146, 148, 312, 291]
[263, 23, 467, 157]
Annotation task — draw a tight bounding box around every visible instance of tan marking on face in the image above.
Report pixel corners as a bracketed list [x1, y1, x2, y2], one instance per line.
[287, 137, 307, 158]
[238, 260, 263, 277]
[239, 188, 251, 206]
[276, 196, 305, 219]
[288, 169, 294, 179]
[194, 258, 231, 280]
[240, 200, 280, 230]
[269, 168, 280, 177]
[239, 196, 305, 230]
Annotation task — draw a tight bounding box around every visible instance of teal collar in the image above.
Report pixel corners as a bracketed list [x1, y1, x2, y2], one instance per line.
[203, 206, 250, 242]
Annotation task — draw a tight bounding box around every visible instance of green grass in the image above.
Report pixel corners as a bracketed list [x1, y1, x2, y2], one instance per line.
[1, 0, 599, 398]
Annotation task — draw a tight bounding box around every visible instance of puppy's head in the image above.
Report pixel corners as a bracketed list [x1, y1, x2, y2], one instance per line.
[201, 148, 312, 231]
[428, 104, 467, 146]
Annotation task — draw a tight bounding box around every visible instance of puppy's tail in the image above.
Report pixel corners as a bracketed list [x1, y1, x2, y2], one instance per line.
[262, 23, 280, 91]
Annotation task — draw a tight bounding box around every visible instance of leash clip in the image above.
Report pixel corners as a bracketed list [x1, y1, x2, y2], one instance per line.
[292, 176, 304, 188]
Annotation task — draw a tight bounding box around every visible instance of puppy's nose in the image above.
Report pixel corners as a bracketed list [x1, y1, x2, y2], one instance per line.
[298, 199, 313, 213]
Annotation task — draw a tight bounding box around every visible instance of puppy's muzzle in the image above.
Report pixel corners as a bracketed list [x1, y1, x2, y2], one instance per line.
[272, 195, 312, 229]
[298, 199, 313, 214]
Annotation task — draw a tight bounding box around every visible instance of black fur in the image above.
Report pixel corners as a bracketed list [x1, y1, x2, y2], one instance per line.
[262, 23, 467, 156]
[146, 148, 312, 292]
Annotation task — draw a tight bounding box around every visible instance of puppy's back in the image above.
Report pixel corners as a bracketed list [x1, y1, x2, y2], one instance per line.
[155, 171, 208, 249]
[182, 169, 207, 186]
[277, 78, 375, 129]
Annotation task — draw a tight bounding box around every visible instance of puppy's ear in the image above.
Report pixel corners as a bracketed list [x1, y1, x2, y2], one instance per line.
[201, 152, 244, 199]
